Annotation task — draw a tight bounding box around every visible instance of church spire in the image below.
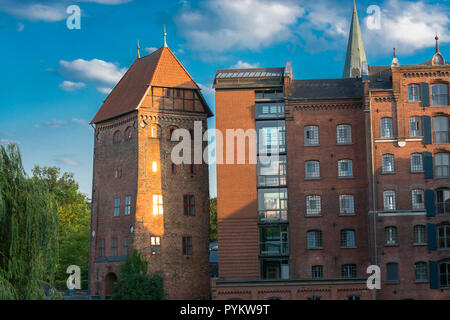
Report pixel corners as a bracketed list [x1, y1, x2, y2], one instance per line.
[343, 1, 367, 78]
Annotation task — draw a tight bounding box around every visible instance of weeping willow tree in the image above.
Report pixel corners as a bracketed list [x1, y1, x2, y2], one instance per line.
[0, 144, 59, 299]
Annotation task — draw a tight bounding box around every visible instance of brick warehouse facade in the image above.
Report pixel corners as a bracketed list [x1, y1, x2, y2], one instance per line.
[212, 5, 450, 300]
[88, 43, 213, 299]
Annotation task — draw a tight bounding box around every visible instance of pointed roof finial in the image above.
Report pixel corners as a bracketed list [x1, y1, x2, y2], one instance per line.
[137, 40, 140, 59]
[393, 47, 396, 58]
[163, 25, 168, 47]
[435, 33, 440, 53]
[391, 47, 400, 67]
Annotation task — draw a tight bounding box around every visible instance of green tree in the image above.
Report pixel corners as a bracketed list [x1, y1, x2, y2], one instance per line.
[112, 250, 164, 300]
[209, 197, 217, 242]
[0, 144, 59, 299]
[32, 166, 90, 290]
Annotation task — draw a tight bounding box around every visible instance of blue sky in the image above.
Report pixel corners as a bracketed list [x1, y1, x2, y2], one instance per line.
[0, 0, 449, 198]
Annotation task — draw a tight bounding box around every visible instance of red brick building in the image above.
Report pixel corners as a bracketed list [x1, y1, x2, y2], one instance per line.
[88, 40, 213, 299]
[212, 5, 449, 300]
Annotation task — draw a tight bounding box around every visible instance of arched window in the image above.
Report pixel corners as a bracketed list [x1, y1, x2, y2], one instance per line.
[385, 226, 398, 245]
[304, 126, 319, 146]
[382, 154, 395, 173]
[307, 230, 322, 249]
[383, 190, 396, 211]
[337, 124, 352, 144]
[413, 225, 426, 245]
[149, 124, 161, 139]
[408, 84, 420, 102]
[411, 189, 424, 209]
[410, 153, 423, 173]
[409, 117, 422, 137]
[414, 262, 428, 282]
[339, 195, 355, 215]
[124, 127, 132, 141]
[380, 118, 393, 138]
[113, 131, 121, 144]
[435, 153, 450, 178]
[306, 195, 321, 216]
[438, 225, 450, 249]
[436, 188, 450, 216]
[431, 84, 449, 106]
[305, 161, 320, 179]
[338, 159, 353, 177]
[386, 263, 399, 282]
[432, 116, 449, 144]
[340, 229, 356, 248]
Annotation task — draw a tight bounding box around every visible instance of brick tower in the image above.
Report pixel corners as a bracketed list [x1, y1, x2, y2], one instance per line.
[88, 36, 213, 299]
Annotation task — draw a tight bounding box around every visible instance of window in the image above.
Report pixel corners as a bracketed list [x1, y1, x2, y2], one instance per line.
[408, 84, 420, 102]
[337, 124, 352, 144]
[306, 195, 321, 216]
[151, 236, 161, 255]
[411, 189, 424, 209]
[381, 118, 393, 138]
[410, 153, 423, 173]
[258, 189, 288, 223]
[409, 117, 422, 137]
[190, 164, 195, 175]
[342, 264, 357, 278]
[124, 127, 132, 141]
[338, 160, 353, 177]
[171, 162, 177, 174]
[165, 87, 171, 97]
[255, 103, 285, 119]
[415, 262, 428, 282]
[413, 225, 427, 245]
[184, 195, 195, 216]
[385, 226, 398, 246]
[304, 126, 319, 146]
[260, 226, 289, 256]
[98, 239, 105, 257]
[437, 188, 450, 216]
[182, 236, 193, 255]
[438, 225, 450, 249]
[111, 238, 118, 257]
[382, 154, 395, 173]
[256, 121, 286, 155]
[152, 161, 158, 172]
[150, 124, 161, 138]
[433, 116, 449, 144]
[307, 296, 322, 301]
[312, 266, 323, 279]
[347, 296, 362, 301]
[113, 131, 121, 144]
[152, 195, 163, 215]
[435, 153, 450, 178]
[341, 230, 356, 248]
[440, 262, 450, 288]
[261, 258, 289, 280]
[383, 190, 396, 211]
[339, 195, 355, 215]
[124, 196, 131, 215]
[386, 263, 399, 282]
[257, 155, 287, 187]
[123, 237, 129, 256]
[114, 198, 120, 217]
[114, 168, 122, 179]
[305, 161, 320, 179]
[255, 90, 284, 100]
[307, 230, 322, 249]
[431, 84, 449, 106]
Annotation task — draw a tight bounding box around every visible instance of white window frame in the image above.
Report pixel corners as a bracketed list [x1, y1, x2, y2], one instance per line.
[152, 195, 163, 215]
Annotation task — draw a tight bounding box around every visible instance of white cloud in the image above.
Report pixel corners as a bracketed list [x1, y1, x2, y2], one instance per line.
[0, 2, 66, 22]
[80, 0, 132, 4]
[71, 118, 90, 127]
[145, 47, 158, 53]
[362, 0, 450, 56]
[198, 83, 214, 96]
[176, 0, 304, 52]
[230, 61, 260, 69]
[17, 22, 24, 32]
[44, 119, 69, 128]
[59, 58, 127, 94]
[59, 80, 86, 92]
[54, 156, 81, 167]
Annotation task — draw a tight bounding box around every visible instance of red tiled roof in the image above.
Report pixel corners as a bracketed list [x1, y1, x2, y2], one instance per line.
[91, 46, 202, 124]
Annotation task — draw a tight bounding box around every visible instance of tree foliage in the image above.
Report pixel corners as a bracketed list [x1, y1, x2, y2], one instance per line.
[210, 197, 217, 242]
[111, 250, 164, 300]
[32, 166, 90, 290]
[0, 144, 59, 299]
